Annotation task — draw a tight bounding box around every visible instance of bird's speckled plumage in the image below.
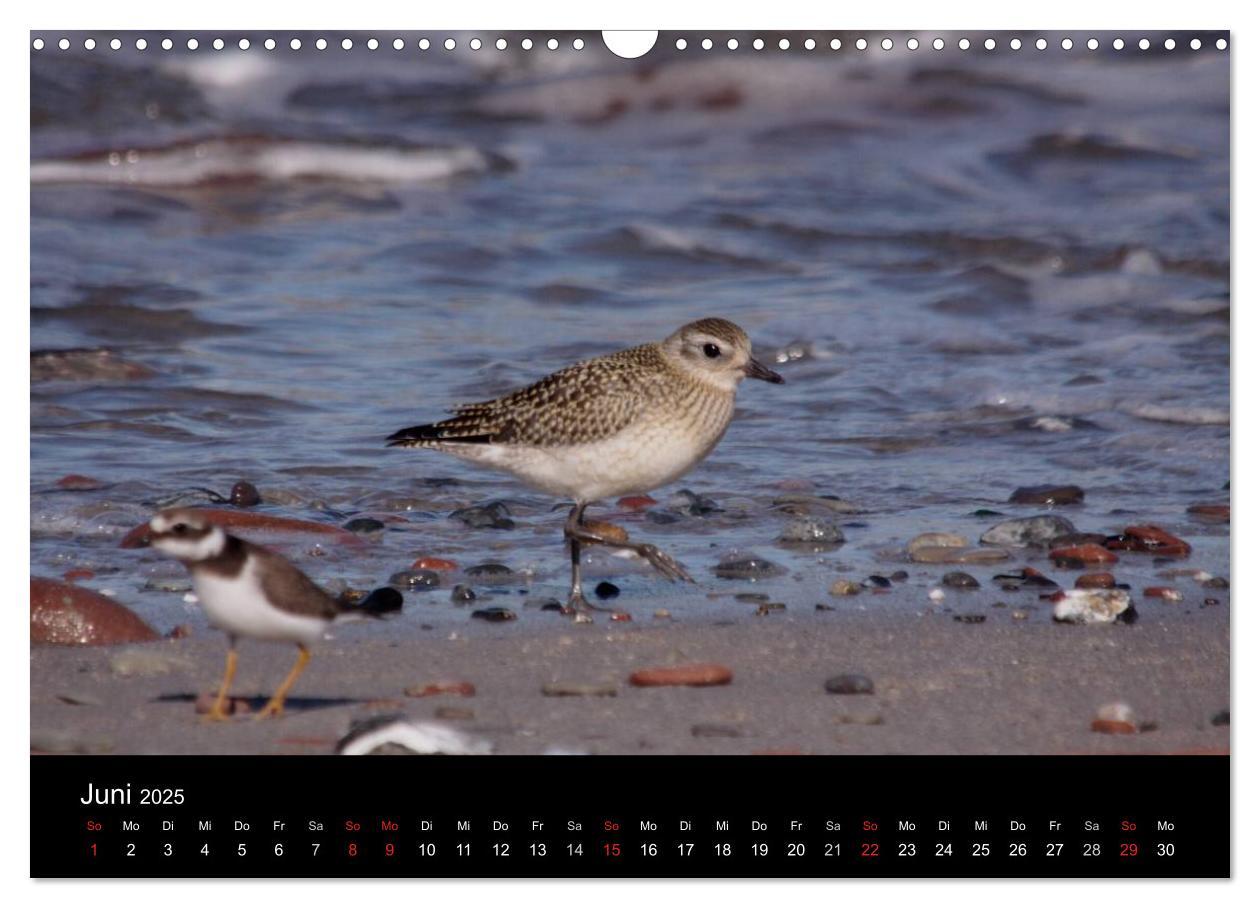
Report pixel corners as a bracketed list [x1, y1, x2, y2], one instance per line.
[387, 317, 780, 503]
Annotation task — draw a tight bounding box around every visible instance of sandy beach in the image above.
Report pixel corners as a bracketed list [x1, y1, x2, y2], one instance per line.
[31, 589, 1229, 756]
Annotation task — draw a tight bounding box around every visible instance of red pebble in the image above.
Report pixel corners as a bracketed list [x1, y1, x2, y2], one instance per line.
[610, 612, 633, 622]
[1143, 586, 1183, 601]
[62, 568, 95, 583]
[56, 474, 105, 491]
[412, 557, 458, 572]
[629, 663, 733, 687]
[406, 680, 476, 698]
[1091, 719, 1137, 735]
[1187, 503, 1229, 522]
[1112, 525, 1192, 558]
[1076, 572, 1116, 589]
[1049, 543, 1117, 565]
[617, 495, 657, 510]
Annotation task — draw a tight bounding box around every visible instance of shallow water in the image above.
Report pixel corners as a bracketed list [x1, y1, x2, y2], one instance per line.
[31, 34, 1229, 635]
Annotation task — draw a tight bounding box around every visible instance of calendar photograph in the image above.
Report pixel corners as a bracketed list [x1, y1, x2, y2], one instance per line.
[30, 30, 1229, 768]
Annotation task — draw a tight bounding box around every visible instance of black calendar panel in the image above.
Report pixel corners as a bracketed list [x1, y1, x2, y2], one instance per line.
[32, 755, 1227, 878]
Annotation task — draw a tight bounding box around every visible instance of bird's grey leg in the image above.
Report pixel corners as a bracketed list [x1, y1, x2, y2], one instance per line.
[563, 503, 694, 584]
[562, 502, 601, 621]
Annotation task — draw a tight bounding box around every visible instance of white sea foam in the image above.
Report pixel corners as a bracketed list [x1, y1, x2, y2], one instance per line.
[31, 138, 497, 188]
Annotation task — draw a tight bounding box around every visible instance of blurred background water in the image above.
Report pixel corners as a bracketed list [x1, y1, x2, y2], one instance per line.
[30, 32, 1230, 632]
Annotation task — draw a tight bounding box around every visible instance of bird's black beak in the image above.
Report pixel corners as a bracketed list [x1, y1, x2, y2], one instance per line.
[744, 357, 785, 384]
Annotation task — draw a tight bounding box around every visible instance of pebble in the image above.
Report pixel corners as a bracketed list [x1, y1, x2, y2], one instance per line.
[1011, 609, 1029, 620]
[942, 571, 980, 589]
[167, 624, 192, 639]
[413, 557, 458, 572]
[1210, 709, 1230, 727]
[57, 690, 105, 707]
[388, 569, 441, 590]
[465, 562, 514, 579]
[594, 581, 620, 600]
[230, 481, 261, 507]
[1203, 576, 1229, 589]
[1008, 484, 1085, 506]
[470, 607, 517, 622]
[110, 648, 192, 677]
[144, 576, 193, 593]
[777, 517, 845, 548]
[1075, 572, 1116, 589]
[542, 682, 618, 697]
[30, 577, 159, 646]
[755, 602, 786, 616]
[864, 575, 892, 589]
[667, 489, 721, 516]
[449, 501, 515, 530]
[815, 603, 835, 612]
[1049, 543, 1117, 567]
[343, 517, 386, 534]
[450, 584, 477, 603]
[734, 592, 770, 602]
[712, 556, 787, 581]
[772, 494, 863, 515]
[1142, 586, 1183, 602]
[953, 614, 986, 624]
[890, 570, 909, 582]
[928, 588, 946, 603]
[993, 567, 1059, 590]
[1187, 503, 1229, 522]
[617, 495, 657, 510]
[1091, 702, 1138, 735]
[824, 673, 874, 695]
[1051, 589, 1135, 625]
[691, 723, 743, 738]
[907, 532, 967, 555]
[829, 579, 862, 596]
[434, 706, 475, 721]
[610, 612, 633, 622]
[1105, 525, 1192, 557]
[912, 545, 1009, 565]
[62, 568, 95, 582]
[654, 608, 672, 619]
[405, 680, 476, 698]
[980, 515, 1077, 547]
[56, 473, 107, 491]
[833, 708, 884, 726]
[629, 664, 733, 687]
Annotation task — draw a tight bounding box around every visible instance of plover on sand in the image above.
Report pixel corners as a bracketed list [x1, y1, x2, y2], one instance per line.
[387, 317, 784, 618]
[142, 508, 402, 720]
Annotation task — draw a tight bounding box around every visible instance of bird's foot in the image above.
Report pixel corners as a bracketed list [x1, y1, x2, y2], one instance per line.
[631, 543, 694, 583]
[563, 591, 615, 623]
[254, 700, 286, 720]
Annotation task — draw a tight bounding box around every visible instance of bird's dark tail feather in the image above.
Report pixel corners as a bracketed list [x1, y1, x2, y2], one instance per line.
[343, 587, 404, 619]
[386, 424, 494, 447]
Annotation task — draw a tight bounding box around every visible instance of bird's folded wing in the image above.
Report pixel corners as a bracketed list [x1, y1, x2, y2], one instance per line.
[393, 351, 655, 447]
[249, 543, 341, 619]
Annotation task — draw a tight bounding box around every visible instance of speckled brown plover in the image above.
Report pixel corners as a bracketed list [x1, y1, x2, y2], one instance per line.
[387, 317, 784, 619]
[142, 508, 402, 720]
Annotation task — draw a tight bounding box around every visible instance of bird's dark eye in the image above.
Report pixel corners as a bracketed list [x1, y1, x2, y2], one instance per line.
[703, 343, 721, 359]
[172, 523, 187, 535]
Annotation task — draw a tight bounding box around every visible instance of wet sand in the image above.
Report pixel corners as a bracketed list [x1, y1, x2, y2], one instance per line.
[30, 592, 1230, 756]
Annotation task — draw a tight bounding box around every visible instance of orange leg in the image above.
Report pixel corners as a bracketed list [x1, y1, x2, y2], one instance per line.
[203, 645, 238, 723]
[256, 645, 311, 720]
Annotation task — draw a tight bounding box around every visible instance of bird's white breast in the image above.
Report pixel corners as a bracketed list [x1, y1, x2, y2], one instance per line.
[452, 404, 733, 502]
[193, 560, 328, 646]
